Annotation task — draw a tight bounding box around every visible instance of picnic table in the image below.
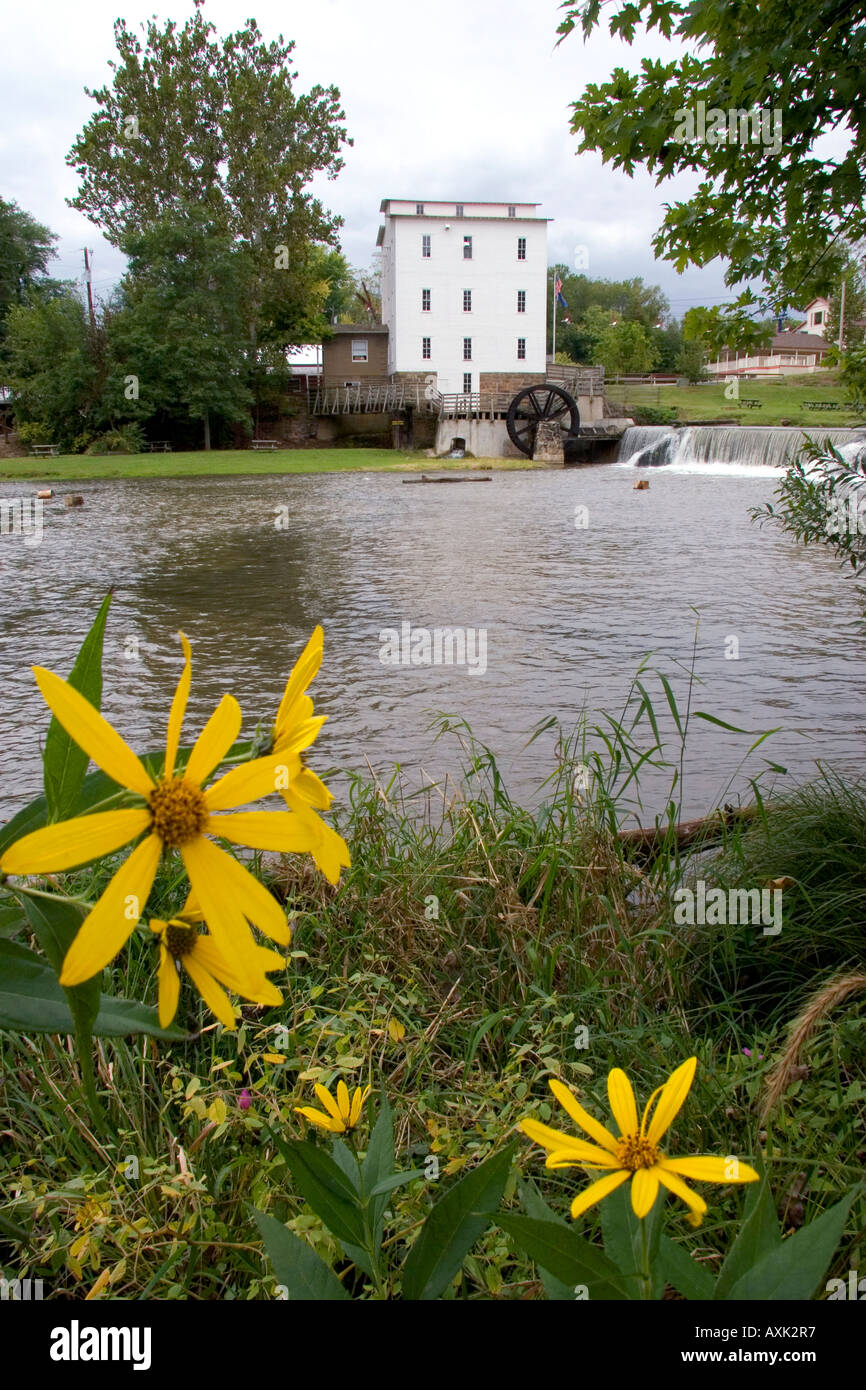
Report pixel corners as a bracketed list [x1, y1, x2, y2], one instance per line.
[29, 444, 59, 457]
[803, 401, 843, 411]
[739, 399, 763, 408]
[143, 441, 173, 452]
[251, 439, 280, 451]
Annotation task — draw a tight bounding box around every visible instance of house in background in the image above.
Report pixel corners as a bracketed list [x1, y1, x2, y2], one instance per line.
[795, 297, 831, 337]
[377, 199, 548, 393]
[706, 329, 832, 378]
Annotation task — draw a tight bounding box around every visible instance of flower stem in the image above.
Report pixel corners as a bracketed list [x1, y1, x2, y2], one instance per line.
[74, 1022, 111, 1137]
[639, 1218, 652, 1301]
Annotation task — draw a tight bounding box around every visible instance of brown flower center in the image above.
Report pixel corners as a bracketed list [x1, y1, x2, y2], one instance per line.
[164, 920, 199, 959]
[148, 777, 209, 847]
[616, 1132, 660, 1171]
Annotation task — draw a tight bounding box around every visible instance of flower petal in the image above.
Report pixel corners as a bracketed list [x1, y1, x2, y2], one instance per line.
[192, 937, 283, 1006]
[181, 838, 264, 990]
[182, 834, 292, 945]
[661, 1155, 760, 1184]
[272, 715, 328, 760]
[157, 947, 181, 1028]
[519, 1117, 620, 1167]
[183, 951, 237, 1029]
[294, 1106, 342, 1133]
[545, 1148, 619, 1171]
[0, 808, 151, 876]
[336, 1079, 351, 1123]
[164, 633, 192, 780]
[656, 1166, 708, 1223]
[32, 666, 154, 797]
[549, 1079, 619, 1154]
[569, 1169, 630, 1220]
[204, 751, 302, 811]
[205, 811, 320, 855]
[185, 694, 242, 786]
[646, 1057, 698, 1145]
[281, 798, 350, 884]
[608, 1068, 639, 1137]
[630, 1167, 660, 1218]
[291, 765, 333, 810]
[276, 628, 323, 734]
[59, 834, 161, 985]
[314, 1084, 343, 1122]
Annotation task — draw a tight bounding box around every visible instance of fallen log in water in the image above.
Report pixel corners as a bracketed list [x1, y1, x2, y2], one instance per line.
[618, 805, 759, 859]
[402, 474, 492, 484]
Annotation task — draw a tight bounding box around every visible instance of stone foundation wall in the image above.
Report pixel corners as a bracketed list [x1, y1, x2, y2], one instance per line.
[478, 372, 546, 394]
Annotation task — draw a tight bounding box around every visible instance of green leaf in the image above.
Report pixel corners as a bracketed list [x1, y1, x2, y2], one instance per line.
[497, 1213, 632, 1300]
[361, 1093, 396, 1244]
[43, 593, 112, 822]
[402, 1143, 516, 1301]
[253, 1209, 349, 1301]
[367, 1169, 426, 1199]
[518, 1180, 575, 1300]
[0, 900, 25, 939]
[274, 1139, 366, 1249]
[0, 940, 186, 1038]
[724, 1186, 861, 1301]
[714, 1176, 781, 1300]
[20, 892, 99, 1040]
[657, 1234, 716, 1301]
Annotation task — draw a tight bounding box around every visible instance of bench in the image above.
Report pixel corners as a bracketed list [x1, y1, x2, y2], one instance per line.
[29, 444, 59, 457]
[739, 399, 763, 408]
[144, 441, 173, 452]
[251, 439, 281, 451]
[803, 401, 843, 411]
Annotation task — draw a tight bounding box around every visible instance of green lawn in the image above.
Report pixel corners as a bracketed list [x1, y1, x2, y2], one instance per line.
[0, 447, 536, 482]
[607, 372, 865, 427]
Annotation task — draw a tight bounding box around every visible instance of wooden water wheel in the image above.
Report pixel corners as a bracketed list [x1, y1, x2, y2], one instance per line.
[506, 384, 580, 456]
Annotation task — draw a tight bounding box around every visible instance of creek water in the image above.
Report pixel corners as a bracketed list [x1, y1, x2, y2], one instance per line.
[1, 457, 864, 824]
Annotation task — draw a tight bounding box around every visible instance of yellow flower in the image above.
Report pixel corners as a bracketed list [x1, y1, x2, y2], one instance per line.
[150, 892, 286, 1030]
[0, 633, 324, 990]
[272, 626, 350, 886]
[295, 1080, 371, 1134]
[519, 1058, 759, 1225]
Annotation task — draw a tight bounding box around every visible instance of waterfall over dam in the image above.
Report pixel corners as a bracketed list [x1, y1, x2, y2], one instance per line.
[616, 425, 866, 471]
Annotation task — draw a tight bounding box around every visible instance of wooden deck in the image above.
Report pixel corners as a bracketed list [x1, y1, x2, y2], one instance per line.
[309, 368, 604, 419]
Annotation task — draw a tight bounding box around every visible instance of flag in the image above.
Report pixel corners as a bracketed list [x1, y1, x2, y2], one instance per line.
[555, 276, 568, 309]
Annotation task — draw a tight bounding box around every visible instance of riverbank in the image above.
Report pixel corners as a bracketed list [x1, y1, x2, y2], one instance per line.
[0, 448, 544, 481]
[1, 748, 863, 1299]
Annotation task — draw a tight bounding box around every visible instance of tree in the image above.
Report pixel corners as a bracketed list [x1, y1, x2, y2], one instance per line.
[109, 207, 252, 449]
[66, 2, 350, 358]
[594, 319, 657, 374]
[4, 292, 100, 449]
[682, 305, 774, 358]
[0, 199, 61, 353]
[557, 0, 866, 326]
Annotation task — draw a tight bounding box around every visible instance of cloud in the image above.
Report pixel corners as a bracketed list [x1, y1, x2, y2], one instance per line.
[2, 0, 738, 315]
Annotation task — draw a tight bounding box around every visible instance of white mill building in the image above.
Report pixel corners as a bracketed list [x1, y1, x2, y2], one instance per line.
[377, 199, 548, 393]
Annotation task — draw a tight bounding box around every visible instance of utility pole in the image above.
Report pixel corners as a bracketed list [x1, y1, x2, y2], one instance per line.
[83, 248, 96, 332]
[838, 277, 847, 351]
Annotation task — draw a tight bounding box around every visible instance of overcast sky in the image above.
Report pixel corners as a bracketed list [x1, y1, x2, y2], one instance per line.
[3, 0, 754, 320]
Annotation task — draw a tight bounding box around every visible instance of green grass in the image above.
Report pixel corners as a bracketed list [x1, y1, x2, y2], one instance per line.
[607, 373, 865, 427]
[0, 448, 534, 482]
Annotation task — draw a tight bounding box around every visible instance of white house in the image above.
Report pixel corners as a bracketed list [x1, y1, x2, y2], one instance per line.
[377, 199, 548, 393]
[796, 297, 831, 337]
